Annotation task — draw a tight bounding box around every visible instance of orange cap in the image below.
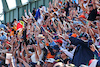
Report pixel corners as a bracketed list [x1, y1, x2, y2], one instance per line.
[46, 43, 49, 46]
[71, 34, 77, 38]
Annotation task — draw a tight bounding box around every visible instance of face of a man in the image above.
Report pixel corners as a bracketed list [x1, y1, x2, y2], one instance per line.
[53, 49, 57, 53]
[47, 63, 54, 67]
[61, 52, 67, 59]
[89, 6, 93, 11]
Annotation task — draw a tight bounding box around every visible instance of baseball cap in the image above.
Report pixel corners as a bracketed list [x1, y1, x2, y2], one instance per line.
[54, 39, 63, 44]
[88, 4, 93, 7]
[71, 34, 77, 38]
[45, 58, 55, 63]
[52, 45, 60, 50]
[79, 15, 86, 19]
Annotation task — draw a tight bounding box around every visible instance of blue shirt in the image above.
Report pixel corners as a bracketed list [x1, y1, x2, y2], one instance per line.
[49, 41, 57, 46]
[0, 35, 6, 41]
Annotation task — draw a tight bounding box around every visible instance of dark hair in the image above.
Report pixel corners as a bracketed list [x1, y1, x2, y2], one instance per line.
[29, 48, 35, 52]
[12, 29, 14, 31]
[88, 4, 93, 7]
[59, 43, 62, 46]
[44, 15, 48, 20]
[13, 19, 17, 21]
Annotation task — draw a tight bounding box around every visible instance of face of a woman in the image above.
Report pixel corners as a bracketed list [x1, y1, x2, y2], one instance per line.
[61, 52, 67, 58]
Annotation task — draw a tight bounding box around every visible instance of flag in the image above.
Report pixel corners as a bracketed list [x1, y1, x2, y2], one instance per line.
[17, 23, 23, 30]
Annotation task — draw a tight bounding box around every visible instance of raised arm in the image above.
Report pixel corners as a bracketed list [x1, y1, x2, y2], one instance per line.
[24, 10, 29, 19]
[97, 22, 100, 36]
[70, 24, 80, 35]
[28, 9, 33, 18]
[89, 28, 96, 42]
[23, 42, 32, 57]
[21, 48, 26, 61]
[79, 0, 88, 12]
[18, 58, 30, 67]
[36, 35, 42, 55]
[64, 35, 89, 47]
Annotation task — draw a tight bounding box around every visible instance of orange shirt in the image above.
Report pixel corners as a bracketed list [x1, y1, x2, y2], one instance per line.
[10, 31, 14, 36]
[46, 52, 55, 59]
[45, 43, 55, 59]
[13, 25, 17, 31]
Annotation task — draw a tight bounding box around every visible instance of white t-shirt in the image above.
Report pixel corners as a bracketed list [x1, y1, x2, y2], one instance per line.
[31, 50, 43, 63]
[37, 15, 43, 25]
[62, 40, 68, 49]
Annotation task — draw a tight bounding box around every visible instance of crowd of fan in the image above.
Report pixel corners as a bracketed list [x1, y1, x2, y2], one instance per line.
[0, 0, 100, 67]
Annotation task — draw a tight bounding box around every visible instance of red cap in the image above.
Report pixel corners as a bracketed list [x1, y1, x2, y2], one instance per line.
[55, 39, 63, 44]
[43, 25, 46, 27]
[79, 15, 85, 18]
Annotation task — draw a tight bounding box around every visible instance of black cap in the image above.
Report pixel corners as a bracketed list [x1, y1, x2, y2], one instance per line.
[88, 4, 93, 7]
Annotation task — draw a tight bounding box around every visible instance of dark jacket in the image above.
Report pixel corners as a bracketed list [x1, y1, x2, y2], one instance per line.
[69, 37, 94, 66]
[88, 8, 97, 21]
[47, 46, 61, 60]
[94, 50, 100, 66]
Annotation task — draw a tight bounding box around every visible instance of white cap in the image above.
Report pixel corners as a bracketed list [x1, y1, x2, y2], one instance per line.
[45, 58, 55, 63]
